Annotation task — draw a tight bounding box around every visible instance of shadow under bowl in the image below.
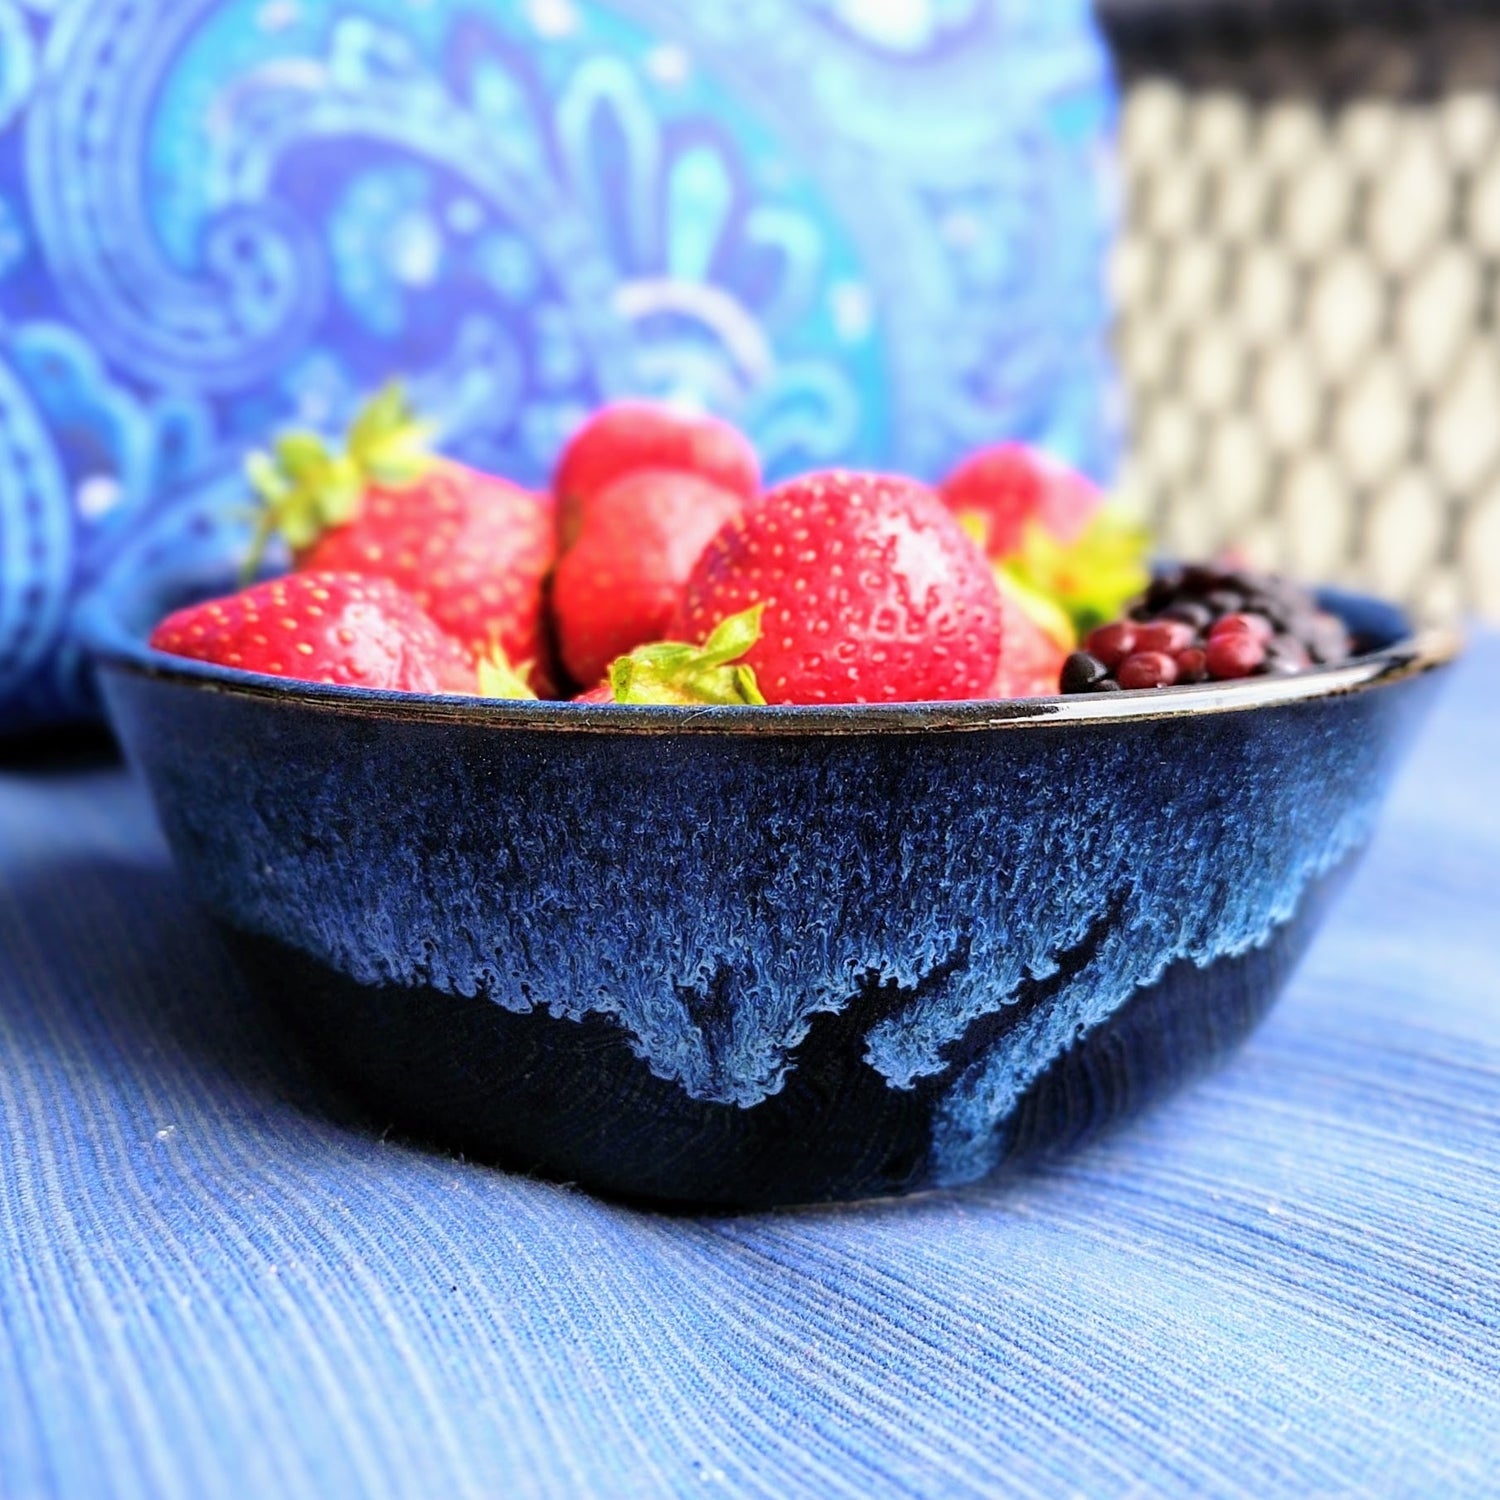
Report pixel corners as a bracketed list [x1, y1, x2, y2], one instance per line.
[83, 570, 1457, 1208]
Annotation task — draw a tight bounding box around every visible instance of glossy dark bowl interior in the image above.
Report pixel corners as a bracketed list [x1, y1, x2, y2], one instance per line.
[83, 568, 1457, 1208]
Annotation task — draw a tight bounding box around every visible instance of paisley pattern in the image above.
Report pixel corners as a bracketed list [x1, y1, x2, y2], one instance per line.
[0, 0, 1115, 728]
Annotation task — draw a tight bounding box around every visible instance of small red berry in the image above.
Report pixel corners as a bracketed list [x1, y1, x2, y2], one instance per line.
[1134, 619, 1196, 655]
[1175, 647, 1210, 684]
[1117, 651, 1180, 690]
[1206, 632, 1267, 679]
[1209, 612, 1274, 644]
[1109, 567, 1348, 690]
[1084, 622, 1138, 669]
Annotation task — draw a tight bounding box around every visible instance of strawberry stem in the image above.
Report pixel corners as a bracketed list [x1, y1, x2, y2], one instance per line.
[606, 604, 768, 706]
[477, 644, 540, 700]
[241, 380, 436, 582]
[1001, 506, 1151, 637]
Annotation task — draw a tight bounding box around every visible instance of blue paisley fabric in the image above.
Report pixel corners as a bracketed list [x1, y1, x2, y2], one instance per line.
[0, 0, 1116, 730]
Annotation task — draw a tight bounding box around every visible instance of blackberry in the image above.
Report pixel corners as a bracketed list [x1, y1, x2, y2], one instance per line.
[1062, 566, 1353, 695]
[1060, 652, 1110, 694]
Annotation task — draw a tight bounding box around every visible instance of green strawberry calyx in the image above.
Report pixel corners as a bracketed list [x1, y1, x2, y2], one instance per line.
[605, 605, 768, 706]
[994, 569, 1078, 650]
[476, 644, 539, 701]
[243, 381, 437, 579]
[1000, 505, 1152, 637]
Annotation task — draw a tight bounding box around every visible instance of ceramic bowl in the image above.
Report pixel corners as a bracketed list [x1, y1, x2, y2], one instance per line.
[84, 570, 1456, 1208]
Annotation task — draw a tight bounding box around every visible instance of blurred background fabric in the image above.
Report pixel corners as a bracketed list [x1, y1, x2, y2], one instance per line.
[1100, 0, 1500, 624]
[0, 0, 1116, 733]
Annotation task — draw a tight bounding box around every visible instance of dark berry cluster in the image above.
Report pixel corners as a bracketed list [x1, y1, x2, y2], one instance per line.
[1060, 566, 1354, 694]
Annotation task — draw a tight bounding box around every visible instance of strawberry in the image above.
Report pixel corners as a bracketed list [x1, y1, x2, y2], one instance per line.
[940, 443, 1100, 558]
[677, 471, 1002, 705]
[552, 468, 746, 688]
[553, 401, 760, 550]
[940, 443, 1150, 638]
[149, 572, 476, 694]
[247, 383, 555, 688]
[988, 574, 1075, 699]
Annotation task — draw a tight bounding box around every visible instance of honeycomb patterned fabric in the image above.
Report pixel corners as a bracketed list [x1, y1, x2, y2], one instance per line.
[1107, 8, 1500, 624]
[0, 0, 1116, 734]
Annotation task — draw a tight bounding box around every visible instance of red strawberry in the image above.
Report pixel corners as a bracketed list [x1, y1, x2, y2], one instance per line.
[149, 572, 476, 694]
[553, 401, 759, 550]
[552, 468, 746, 688]
[248, 384, 555, 688]
[940, 444, 1100, 560]
[677, 471, 1002, 705]
[943, 444, 1149, 637]
[988, 575, 1075, 699]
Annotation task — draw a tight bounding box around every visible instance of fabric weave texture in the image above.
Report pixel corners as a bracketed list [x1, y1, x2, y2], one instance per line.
[2, 639, 1498, 1499]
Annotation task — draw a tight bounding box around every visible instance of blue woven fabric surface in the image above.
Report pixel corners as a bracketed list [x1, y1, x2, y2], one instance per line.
[3, 642, 1498, 1500]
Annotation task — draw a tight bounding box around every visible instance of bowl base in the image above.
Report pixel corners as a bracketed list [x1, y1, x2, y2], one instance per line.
[222, 860, 1353, 1209]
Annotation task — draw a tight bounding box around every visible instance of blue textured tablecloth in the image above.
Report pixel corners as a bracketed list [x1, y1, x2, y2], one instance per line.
[3, 642, 1498, 1500]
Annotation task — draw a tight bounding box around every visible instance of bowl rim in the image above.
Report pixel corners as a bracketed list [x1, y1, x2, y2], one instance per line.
[81, 582, 1462, 738]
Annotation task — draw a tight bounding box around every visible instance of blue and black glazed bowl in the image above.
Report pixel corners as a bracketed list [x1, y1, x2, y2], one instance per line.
[86, 572, 1456, 1209]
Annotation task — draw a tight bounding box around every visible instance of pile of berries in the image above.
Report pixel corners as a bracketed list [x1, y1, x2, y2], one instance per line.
[148, 386, 1352, 707]
[1060, 566, 1353, 694]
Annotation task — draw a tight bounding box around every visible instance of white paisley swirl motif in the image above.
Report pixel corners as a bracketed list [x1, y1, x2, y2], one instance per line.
[201, 15, 634, 408]
[26, 0, 325, 389]
[550, 41, 870, 470]
[0, 1, 37, 133]
[611, 0, 1116, 475]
